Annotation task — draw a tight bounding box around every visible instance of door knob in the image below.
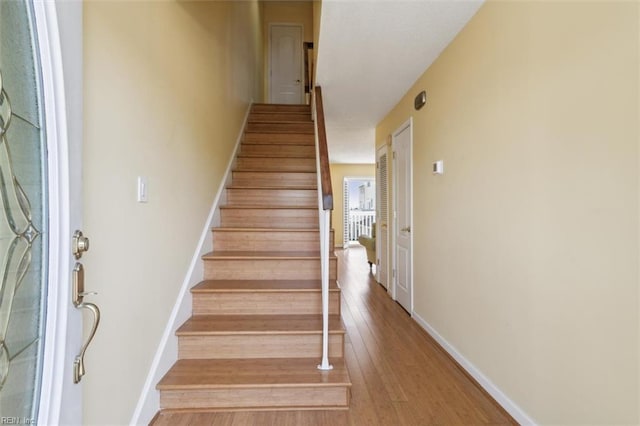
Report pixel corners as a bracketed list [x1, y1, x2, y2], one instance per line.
[72, 230, 90, 259]
[401, 226, 411, 233]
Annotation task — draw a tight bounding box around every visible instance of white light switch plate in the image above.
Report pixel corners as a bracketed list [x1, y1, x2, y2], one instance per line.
[433, 160, 444, 175]
[137, 176, 148, 203]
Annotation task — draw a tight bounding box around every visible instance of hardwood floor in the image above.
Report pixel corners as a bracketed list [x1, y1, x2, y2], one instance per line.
[151, 246, 517, 425]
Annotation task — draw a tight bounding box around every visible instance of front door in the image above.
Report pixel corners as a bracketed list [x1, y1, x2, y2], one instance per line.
[1, 1, 85, 424]
[269, 24, 303, 104]
[393, 120, 412, 313]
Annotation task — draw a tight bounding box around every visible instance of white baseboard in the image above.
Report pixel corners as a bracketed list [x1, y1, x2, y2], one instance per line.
[412, 312, 536, 426]
[129, 102, 253, 426]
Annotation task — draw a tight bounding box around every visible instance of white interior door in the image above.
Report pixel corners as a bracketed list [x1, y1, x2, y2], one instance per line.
[393, 121, 412, 313]
[376, 145, 389, 288]
[269, 24, 303, 104]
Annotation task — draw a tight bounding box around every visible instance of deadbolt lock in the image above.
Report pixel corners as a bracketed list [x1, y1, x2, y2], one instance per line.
[72, 230, 90, 259]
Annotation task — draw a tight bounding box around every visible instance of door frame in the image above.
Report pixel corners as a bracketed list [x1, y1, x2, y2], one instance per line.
[35, 1, 82, 424]
[391, 118, 414, 314]
[268, 23, 304, 104]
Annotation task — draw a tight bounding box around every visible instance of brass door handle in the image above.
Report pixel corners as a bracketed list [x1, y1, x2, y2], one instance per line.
[72, 262, 101, 383]
[74, 301, 100, 384]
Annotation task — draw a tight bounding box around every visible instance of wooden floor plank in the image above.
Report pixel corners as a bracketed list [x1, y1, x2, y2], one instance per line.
[152, 247, 517, 425]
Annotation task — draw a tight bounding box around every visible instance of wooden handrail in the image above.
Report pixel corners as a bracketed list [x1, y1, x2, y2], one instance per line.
[314, 86, 333, 211]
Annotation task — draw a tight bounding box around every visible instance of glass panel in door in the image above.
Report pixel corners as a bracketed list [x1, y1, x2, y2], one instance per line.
[0, 0, 48, 422]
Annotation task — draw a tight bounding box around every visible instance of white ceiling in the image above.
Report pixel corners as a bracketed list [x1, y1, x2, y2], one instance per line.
[315, 0, 484, 163]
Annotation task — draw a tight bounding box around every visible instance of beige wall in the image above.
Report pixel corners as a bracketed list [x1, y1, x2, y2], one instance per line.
[263, 1, 313, 101]
[377, 1, 639, 424]
[330, 164, 376, 248]
[83, 1, 263, 424]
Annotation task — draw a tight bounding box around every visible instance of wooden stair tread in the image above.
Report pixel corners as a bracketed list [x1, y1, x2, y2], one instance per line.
[252, 103, 310, 110]
[213, 227, 320, 232]
[235, 170, 316, 171]
[241, 142, 314, 147]
[237, 153, 315, 159]
[237, 154, 314, 159]
[248, 120, 312, 125]
[220, 205, 317, 210]
[177, 315, 345, 335]
[192, 279, 340, 292]
[245, 130, 315, 135]
[226, 185, 317, 190]
[230, 184, 317, 190]
[233, 169, 316, 173]
[232, 169, 316, 174]
[225, 203, 317, 208]
[242, 138, 314, 146]
[157, 358, 350, 389]
[203, 251, 336, 260]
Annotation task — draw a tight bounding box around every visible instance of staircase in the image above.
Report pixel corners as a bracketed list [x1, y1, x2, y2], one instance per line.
[156, 103, 351, 413]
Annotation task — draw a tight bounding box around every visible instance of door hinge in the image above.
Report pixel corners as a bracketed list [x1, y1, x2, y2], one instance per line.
[393, 151, 397, 159]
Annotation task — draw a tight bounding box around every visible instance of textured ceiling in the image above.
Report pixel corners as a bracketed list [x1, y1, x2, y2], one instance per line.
[315, 0, 484, 163]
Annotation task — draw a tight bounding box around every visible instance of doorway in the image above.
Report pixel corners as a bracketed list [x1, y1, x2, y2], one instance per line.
[342, 177, 375, 249]
[392, 119, 413, 314]
[269, 24, 303, 104]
